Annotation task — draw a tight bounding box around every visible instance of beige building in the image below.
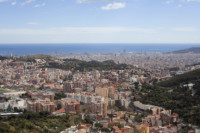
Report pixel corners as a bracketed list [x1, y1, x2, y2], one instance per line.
[27, 98, 56, 113]
[91, 101, 107, 117]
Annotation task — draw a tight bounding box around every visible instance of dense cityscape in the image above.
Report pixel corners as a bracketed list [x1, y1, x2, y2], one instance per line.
[0, 50, 200, 133]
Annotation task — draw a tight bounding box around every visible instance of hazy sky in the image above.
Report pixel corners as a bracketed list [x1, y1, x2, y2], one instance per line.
[0, 0, 200, 43]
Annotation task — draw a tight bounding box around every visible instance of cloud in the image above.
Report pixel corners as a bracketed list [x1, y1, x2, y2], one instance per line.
[27, 22, 39, 25]
[179, 0, 200, 2]
[165, 0, 173, 4]
[11, 1, 17, 6]
[21, 0, 35, 6]
[0, 0, 8, 2]
[1, 27, 199, 43]
[34, 3, 45, 8]
[0, 27, 155, 35]
[185, 0, 200, 2]
[178, 4, 182, 7]
[77, 0, 92, 3]
[77, 0, 114, 3]
[173, 27, 197, 31]
[166, 0, 200, 6]
[101, 2, 126, 10]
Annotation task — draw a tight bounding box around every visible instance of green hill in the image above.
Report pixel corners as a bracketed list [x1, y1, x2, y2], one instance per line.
[172, 47, 200, 54]
[46, 59, 132, 71]
[158, 69, 200, 87]
[0, 56, 10, 60]
[140, 69, 200, 126]
[16, 54, 55, 62]
[0, 112, 79, 133]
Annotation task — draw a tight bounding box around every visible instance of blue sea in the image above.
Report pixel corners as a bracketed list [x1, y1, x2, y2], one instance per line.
[0, 44, 200, 56]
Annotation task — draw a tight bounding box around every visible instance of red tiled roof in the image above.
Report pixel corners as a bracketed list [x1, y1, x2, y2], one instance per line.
[55, 108, 65, 113]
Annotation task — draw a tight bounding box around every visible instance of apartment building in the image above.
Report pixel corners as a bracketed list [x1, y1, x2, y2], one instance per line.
[91, 101, 107, 117]
[27, 98, 55, 113]
[65, 101, 80, 114]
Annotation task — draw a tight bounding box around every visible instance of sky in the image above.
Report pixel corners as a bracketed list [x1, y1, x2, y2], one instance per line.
[0, 0, 200, 43]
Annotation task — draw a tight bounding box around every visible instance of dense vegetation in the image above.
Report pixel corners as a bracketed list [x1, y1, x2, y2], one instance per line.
[3, 54, 132, 71]
[0, 56, 10, 60]
[46, 59, 131, 71]
[158, 69, 200, 87]
[54, 92, 66, 100]
[0, 111, 80, 133]
[140, 69, 200, 126]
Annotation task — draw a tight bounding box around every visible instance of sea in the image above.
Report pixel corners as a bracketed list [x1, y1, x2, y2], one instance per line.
[0, 44, 200, 56]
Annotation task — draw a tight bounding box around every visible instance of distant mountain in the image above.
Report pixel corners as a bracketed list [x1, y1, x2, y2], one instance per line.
[172, 47, 200, 54]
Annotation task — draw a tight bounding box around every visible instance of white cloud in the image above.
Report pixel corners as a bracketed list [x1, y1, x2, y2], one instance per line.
[27, 22, 39, 25]
[34, 3, 45, 8]
[77, 0, 91, 3]
[77, 0, 113, 3]
[0, 27, 155, 35]
[101, 2, 126, 10]
[165, 0, 173, 4]
[178, 4, 182, 7]
[166, 0, 200, 6]
[173, 27, 197, 31]
[0, 27, 200, 43]
[0, 27, 157, 43]
[21, 0, 34, 6]
[185, 0, 200, 2]
[179, 0, 200, 2]
[11, 1, 16, 5]
[0, 0, 8, 2]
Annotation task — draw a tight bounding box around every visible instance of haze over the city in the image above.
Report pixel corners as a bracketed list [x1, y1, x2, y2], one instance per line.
[0, 0, 200, 43]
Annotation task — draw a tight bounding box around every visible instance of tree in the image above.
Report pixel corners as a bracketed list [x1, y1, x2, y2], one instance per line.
[135, 114, 142, 122]
[108, 114, 114, 121]
[57, 103, 62, 110]
[134, 82, 139, 90]
[54, 93, 66, 100]
[95, 123, 103, 129]
[101, 128, 110, 132]
[39, 111, 50, 117]
[84, 117, 93, 124]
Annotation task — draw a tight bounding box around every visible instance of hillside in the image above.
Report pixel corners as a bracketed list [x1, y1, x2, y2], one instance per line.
[0, 56, 10, 60]
[0, 112, 79, 133]
[140, 69, 200, 126]
[172, 47, 200, 54]
[158, 69, 200, 87]
[16, 54, 55, 62]
[46, 59, 132, 71]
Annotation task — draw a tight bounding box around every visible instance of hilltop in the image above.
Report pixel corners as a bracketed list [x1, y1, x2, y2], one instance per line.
[46, 59, 132, 71]
[158, 69, 200, 87]
[0, 56, 10, 60]
[172, 47, 200, 54]
[16, 54, 55, 62]
[0, 54, 132, 71]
